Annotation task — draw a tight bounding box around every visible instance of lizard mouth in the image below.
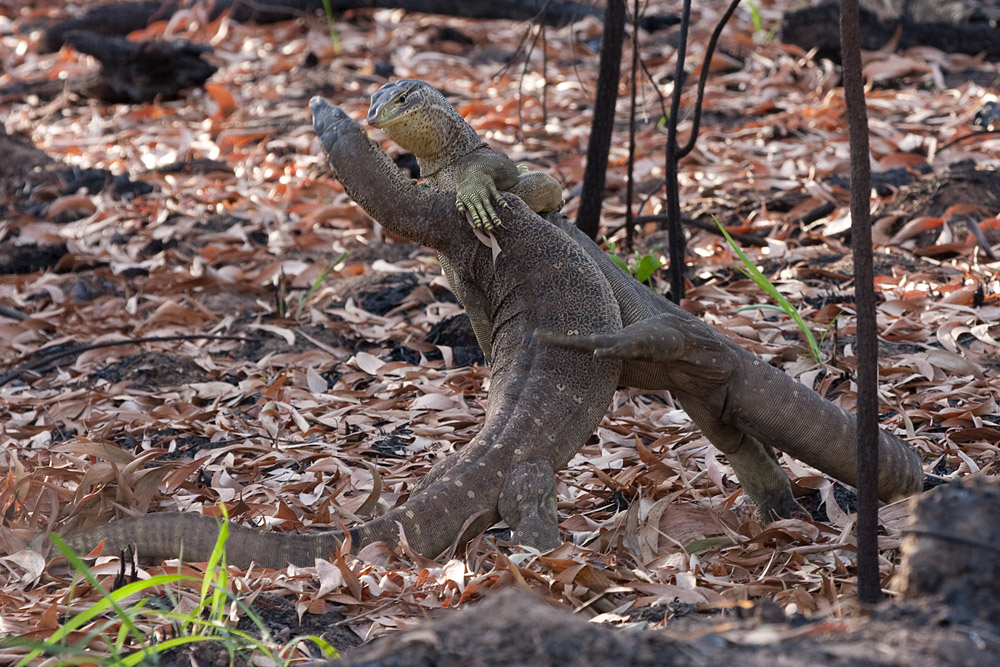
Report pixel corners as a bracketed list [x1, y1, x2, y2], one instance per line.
[368, 105, 415, 129]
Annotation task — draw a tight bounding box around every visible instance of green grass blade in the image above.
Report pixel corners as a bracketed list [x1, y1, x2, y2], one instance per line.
[683, 535, 734, 555]
[177, 507, 231, 636]
[715, 220, 822, 362]
[299, 252, 347, 308]
[735, 304, 789, 314]
[18, 535, 196, 666]
[819, 311, 841, 349]
[748, 0, 763, 34]
[288, 634, 342, 660]
[321, 0, 341, 51]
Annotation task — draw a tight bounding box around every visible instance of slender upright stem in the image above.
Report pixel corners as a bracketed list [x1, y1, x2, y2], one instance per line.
[625, 0, 640, 249]
[575, 0, 626, 240]
[665, 0, 691, 302]
[839, 0, 880, 604]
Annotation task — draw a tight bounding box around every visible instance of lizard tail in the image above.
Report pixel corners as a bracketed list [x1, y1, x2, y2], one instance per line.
[60, 513, 348, 570]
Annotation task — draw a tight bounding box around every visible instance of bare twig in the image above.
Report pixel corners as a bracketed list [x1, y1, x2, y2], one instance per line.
[676, 0, 742, 159]
[631, 214, 768, 246]
[839, 0, 880, 605]
[664, 0, 691, 301]
[0, 306, 29, 321]
[937, 129, 1000, 152]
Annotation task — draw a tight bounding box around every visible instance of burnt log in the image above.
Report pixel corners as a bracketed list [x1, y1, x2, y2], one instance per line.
[0, 126, 151, 225]
[1, 30, 216, 105]
[42, 0, 603, 52]
[64, 31, 217, 104]
[41, 1, 179, 53]
[781, 0, 1000, 61]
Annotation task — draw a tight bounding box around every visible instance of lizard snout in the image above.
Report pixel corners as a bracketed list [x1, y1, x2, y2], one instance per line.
[309, 97, 348, 134]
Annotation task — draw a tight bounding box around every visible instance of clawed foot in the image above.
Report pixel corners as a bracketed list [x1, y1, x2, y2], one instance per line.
[756, 495, 812, 524]
[456, 195, 506, 231]
[500, 460, 561, 551]
[456, 178, 507, 231]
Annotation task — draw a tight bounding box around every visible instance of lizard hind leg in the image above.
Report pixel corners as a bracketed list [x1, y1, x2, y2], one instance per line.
[534, 315, 687, 363]
[679, 393, 807, 523]
[726, 435, 810, 522]
[498, 459, 561, 550]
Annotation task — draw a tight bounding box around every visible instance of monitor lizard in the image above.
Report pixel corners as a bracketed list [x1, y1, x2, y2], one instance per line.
[366, 79, 923, 522]
[367, 78, 565, 232]
[59, 100, 622, 569]
[367, 78, 565, 363]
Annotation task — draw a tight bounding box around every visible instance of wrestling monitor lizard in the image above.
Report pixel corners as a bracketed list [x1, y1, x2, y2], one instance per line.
[367, 78, 564, 232]
[59, 100, 622, 569]
[367, 79, 923, 522]
[368, 78, 565, 362]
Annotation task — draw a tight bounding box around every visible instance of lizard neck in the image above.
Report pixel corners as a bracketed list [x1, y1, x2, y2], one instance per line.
[382, 103, 486, 177]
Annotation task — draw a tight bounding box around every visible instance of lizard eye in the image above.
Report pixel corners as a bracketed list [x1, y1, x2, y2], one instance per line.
[396, 94, 406, 104]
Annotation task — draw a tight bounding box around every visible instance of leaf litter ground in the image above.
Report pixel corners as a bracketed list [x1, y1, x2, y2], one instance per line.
[1, 0, 999, 661]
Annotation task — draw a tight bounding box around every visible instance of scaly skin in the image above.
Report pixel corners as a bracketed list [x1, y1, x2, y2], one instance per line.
[371, 79, 924, 520]
[61, 101, 621, 568]
[368, 79, 565, 363]
[539, 217, 925, 517]
[368, 79, 564, 230]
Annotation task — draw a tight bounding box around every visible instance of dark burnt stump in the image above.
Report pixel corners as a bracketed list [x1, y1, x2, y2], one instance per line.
[897, 474, 1000, 621]
[65, 31, 217, 104]
[782, 0, 1000, 61]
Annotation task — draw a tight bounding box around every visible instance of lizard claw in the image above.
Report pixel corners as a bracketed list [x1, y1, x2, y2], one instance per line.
[456, 180, 506, 232]
[492, 202, 508, 229]
[456, 195, 489, 231]
[477, 202, 500, 231]
[476, 215, 494, 232]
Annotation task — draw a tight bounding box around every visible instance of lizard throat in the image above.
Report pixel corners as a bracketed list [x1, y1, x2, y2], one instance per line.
[382, 104, 486, 176]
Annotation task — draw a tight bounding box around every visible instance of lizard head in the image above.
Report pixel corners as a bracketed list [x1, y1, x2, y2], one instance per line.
[367, 79, 477, 160]
[367, 79, 441, 129]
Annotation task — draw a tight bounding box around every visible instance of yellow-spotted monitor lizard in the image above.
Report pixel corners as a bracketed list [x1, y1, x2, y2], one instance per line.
[60, 83, 923, 568]
[366, 79, 923, 522]
[59, 99, 622, 569]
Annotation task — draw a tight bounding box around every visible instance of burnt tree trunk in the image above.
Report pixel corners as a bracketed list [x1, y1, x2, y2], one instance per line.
[575, 0, 626, 241]
[66, 32, 217, 104]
